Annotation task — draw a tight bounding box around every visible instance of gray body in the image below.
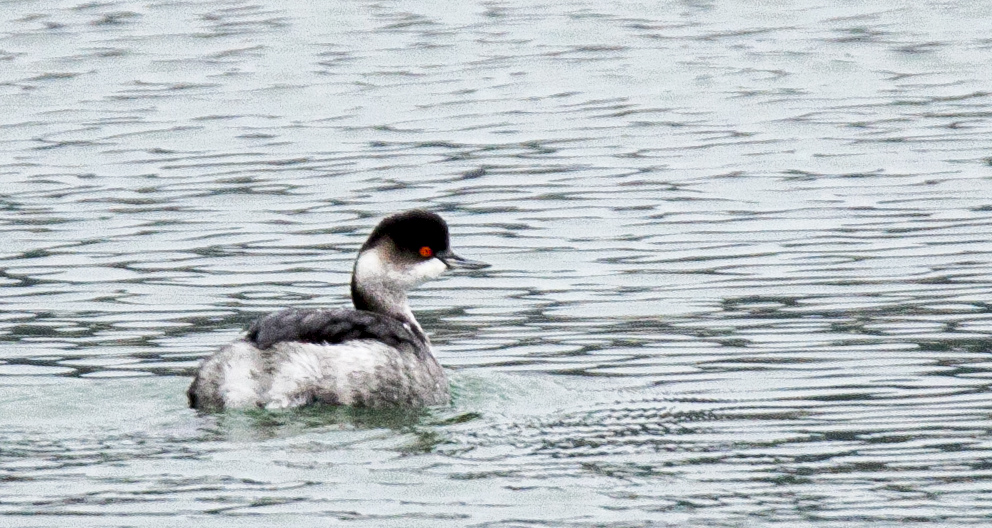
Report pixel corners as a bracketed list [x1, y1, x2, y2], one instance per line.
[188, 309, 448, 411]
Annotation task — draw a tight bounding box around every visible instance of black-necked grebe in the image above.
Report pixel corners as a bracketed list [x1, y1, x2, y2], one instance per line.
[187, 210, 488, 411]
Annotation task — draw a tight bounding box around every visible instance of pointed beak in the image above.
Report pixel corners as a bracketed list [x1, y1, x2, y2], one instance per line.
[437, 250, 489, 270]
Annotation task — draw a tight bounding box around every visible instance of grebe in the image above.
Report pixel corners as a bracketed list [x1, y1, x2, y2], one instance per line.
[187, 210, 488, 411]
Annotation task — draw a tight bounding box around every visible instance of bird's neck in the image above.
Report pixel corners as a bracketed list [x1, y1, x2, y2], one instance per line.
[351, 249, 425, 339]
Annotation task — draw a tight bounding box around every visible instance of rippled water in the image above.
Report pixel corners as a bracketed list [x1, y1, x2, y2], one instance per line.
[3, 0, 992, 526]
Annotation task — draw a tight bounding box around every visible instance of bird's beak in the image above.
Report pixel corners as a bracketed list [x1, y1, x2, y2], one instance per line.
[437, 250, 490, 270]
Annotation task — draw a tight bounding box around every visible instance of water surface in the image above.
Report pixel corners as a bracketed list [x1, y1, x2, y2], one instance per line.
[2, 0, 992, 526]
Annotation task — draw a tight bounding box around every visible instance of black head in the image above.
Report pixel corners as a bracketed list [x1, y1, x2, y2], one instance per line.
[359, 209, 489, 271]
[351, 209, 489, 314]
[361, 209, 451, 258]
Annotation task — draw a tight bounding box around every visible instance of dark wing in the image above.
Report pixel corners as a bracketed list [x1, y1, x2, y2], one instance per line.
[245, 308, 423, 352]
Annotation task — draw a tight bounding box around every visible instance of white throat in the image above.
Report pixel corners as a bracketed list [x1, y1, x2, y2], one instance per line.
[352, 243, 447, 335]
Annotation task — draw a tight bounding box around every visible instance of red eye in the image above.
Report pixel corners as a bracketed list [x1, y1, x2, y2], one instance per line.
[419, 246, 433, 258]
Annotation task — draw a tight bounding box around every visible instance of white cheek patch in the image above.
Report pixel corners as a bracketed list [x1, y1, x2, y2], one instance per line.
[354, 248, 446, 291]
[405, 257, 447, 287]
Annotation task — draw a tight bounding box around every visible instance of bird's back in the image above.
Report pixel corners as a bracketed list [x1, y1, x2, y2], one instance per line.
[188, 309, 448, 411]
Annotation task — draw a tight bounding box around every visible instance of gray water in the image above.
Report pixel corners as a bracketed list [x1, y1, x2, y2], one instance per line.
[2, 0, 992, 526]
